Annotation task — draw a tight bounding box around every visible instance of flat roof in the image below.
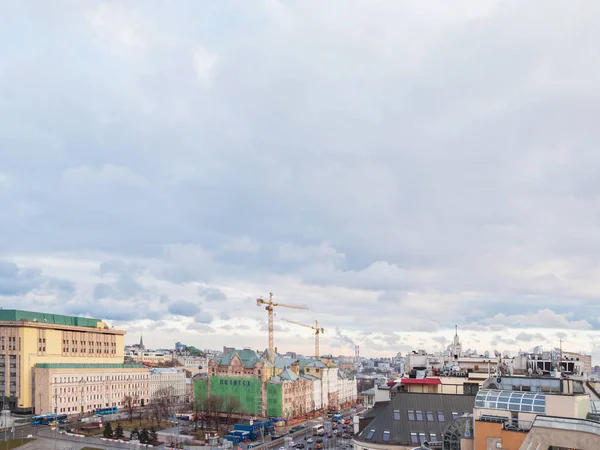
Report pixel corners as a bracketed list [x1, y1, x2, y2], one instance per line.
[0, 309, 103, 329]
[36, 363, 145, 369]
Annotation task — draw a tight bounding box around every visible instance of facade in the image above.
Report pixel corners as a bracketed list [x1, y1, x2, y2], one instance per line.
[0, 309, 125, 412]
[149, 368, 186, 402]
[473, 376, 591, 450]
[195, 350, 358, 420]
[33, 363, 149, 415]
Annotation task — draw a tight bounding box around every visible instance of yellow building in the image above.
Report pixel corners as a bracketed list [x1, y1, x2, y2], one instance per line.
[0, 309, 125, 412]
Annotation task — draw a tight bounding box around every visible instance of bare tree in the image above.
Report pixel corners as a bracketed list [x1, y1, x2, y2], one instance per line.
[224, 396, 242, 431]
[123, 395, 135, 423]
[192, 398, 203, 431]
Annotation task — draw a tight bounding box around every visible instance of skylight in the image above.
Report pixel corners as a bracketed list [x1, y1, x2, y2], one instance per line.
[382, 431, 390, 442]
[366, 429, 375, 440]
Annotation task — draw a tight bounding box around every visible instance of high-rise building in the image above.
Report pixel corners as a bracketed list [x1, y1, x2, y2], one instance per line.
[0, 309, 125, 412]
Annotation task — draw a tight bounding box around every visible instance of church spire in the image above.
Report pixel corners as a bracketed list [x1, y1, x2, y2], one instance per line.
[139, 335, 144, 349]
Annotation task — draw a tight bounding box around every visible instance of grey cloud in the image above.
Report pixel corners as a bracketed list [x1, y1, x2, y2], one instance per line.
[198, 285, 226, 302]
[219, 311, 231, 320]
[194, 311, 214, 324]
[93, 274, 143, 300]
[515, 332, 545, 342]
[168, 300, 200, 316]
[0, 260, 74, 297]
[186, 323, 216, 333]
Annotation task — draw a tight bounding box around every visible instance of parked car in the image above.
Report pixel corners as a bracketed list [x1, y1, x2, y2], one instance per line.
[289, 442, 296, 447]
[306, 438, 313, 443]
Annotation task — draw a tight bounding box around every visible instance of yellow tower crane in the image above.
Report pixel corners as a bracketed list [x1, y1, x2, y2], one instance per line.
[256, 293, 308, 363]
[280, 318, 325, 358]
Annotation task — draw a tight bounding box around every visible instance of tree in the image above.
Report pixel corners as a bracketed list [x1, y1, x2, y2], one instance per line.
[103, 422, 114, 439]
[130, 427, 140, 441]
[114, 423, 125, 439]
[139, 428, 150, 444]
[193, 397, 204, 431]
[149, 427, 158, 443]
[123, 395, 136, 422]
[224, 396, 242, 430]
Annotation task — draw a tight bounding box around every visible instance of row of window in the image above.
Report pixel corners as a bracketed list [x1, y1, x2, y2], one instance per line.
[396, 409, 461, 422]
[410, 431, 438, 444]
[1, 337, 18, 351]
[364, 429, 439, 444]
[54, 375, 148, 384]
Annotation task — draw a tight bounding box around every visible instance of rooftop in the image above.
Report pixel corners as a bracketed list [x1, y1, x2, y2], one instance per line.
[356, 392, 475, 446]
[35, 363, 145, 369]
[0, 309, 104, 329]
[216, 349, 263, 369]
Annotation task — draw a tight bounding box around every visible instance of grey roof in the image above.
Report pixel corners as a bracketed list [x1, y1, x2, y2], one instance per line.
[362, 401, 390, 421]
[360, 388, 376, 396]
[355, 393, 475, 446]
[279, 368, 299, 381]
[274, 357, 298, 369]
[305, 361, 327, 368]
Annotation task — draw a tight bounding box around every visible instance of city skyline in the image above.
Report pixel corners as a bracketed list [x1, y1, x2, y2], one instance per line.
[2, 1, 600, 362]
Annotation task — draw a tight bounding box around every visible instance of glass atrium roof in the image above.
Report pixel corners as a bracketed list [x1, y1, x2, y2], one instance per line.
[475, 389, 545, 413]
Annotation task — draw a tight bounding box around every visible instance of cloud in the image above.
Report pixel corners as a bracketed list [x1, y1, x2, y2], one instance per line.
[0, 260, 74, 297]
[168, 300, 199, 316]
[194, 311, 214, 324]
[198, 285, 226, 302]
[2, 1, 600, 356]
[515, 332, 545, 342]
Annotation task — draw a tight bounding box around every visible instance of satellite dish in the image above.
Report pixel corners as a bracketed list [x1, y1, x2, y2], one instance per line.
[503, 350, 511, 358]
[494, 350, 501, 358]
[484, 351, 490, 358]
[533, 346, 541, 354]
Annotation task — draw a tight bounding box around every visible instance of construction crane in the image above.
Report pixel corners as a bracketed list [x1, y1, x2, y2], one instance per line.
[281, 318, 324, 358]
[256, 293, 308, 363]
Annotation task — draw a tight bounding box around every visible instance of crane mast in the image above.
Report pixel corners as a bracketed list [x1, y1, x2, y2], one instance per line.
[280, 318, 324, 358]
[256, 293, 308, 363]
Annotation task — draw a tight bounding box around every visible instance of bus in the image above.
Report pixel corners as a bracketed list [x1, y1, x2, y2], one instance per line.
[95, 406, 118, 415]
[312, 424, 325, 436]
[30, 413, 68, 425]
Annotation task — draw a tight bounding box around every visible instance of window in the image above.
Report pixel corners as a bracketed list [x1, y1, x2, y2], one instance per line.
[366, 429, 375, 440]
[410, 432, 418, 444]
[437, 411, 445, 421]
[393, 410, 401, 420]
[382, 431, 390, 442]
[419, 432, 427, 443]
[408, 410, 415, 421]
[452, 412, 459, 420]
[429, 433, 437, 442]
[416, 410, 423, 421]
[426, 411, 434, 421]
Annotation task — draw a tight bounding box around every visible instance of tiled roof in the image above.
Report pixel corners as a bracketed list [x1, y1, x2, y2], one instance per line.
[305, 361, 327, 368]
[355, 393, 475, 446]
[274, 357, 298, 369]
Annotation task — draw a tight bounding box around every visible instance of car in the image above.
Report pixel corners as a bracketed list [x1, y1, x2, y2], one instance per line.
[296, 444, 305, 449]
[342, 433, 351, 439]
[289, 442, 296, 447]
[333, 429, 339, 435]
[306, 438, 313, 443]
[279, 447, 286, 450]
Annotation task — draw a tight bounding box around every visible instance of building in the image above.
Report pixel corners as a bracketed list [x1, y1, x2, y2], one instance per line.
[195, 350, 358, 420]
[473, 375, 592, 449]
[149, 368, 186, 403]
[33, 363, 149, 415]
[353, 392, 476, 449]
[0, 309, 125, 412]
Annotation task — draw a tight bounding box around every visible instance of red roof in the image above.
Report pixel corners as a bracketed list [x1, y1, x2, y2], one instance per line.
[400, 378, 441, 385]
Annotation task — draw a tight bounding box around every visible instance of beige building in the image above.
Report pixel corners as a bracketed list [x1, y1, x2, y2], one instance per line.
[33, 363, 150, 415]
[0, 309, 125, 412]
[149, 368, 186, 402]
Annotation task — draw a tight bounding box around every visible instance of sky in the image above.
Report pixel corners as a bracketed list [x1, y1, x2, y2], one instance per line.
[1, 0, 600, 361]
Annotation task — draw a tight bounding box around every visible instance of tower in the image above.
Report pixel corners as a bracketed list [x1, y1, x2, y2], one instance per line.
[139, 335, 145, 350]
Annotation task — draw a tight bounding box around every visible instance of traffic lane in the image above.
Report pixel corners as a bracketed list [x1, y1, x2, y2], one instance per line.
[35, 427, 133, 449]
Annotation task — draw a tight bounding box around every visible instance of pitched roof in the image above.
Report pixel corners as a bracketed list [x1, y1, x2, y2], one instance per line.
[279, 368, 299, 381]
[216, 349, 263, 368]
[305, 361, 327, 368]
[274, 357, 298, 369]
[355, 393, 475, 446]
